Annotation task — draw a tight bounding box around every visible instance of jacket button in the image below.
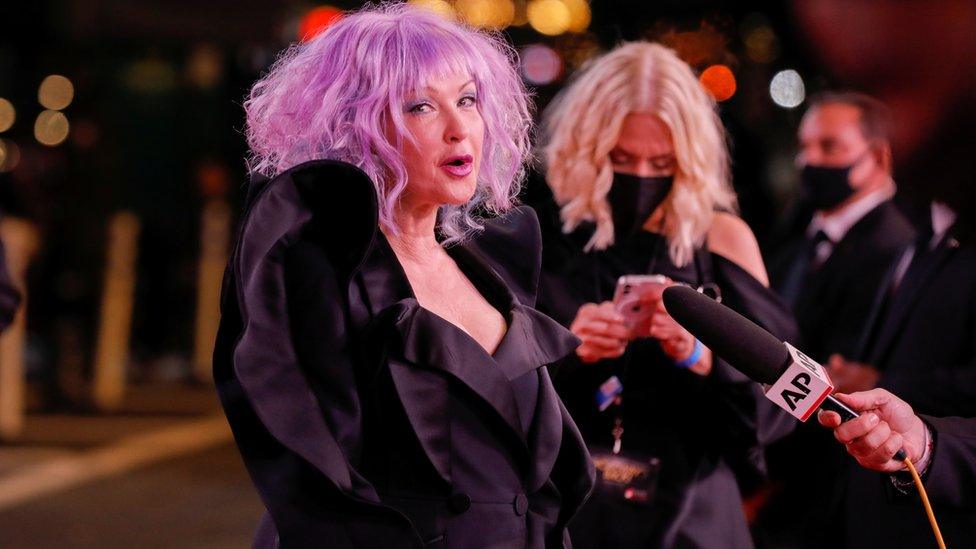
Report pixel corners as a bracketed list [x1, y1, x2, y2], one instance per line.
[448, 492, 471, 514]
[513, 494, 528, 516]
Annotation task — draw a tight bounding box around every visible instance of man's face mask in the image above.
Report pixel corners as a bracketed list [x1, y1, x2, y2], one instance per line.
[607, 172, 674, 242]
[800, 149, 873, 211]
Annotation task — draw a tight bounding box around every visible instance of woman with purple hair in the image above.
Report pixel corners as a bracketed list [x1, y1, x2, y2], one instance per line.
[213, 4, 594, 547]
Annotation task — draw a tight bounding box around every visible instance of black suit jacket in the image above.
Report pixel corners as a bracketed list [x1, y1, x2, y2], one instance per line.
[844, 221, 976, 548]
[770, 200, 914, 362]
[213, 160, 595, 548]
[865, 225, 976, 415]
[919, 415, 976, 509]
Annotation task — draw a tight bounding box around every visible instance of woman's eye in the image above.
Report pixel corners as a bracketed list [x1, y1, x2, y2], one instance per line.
[458, 95, 477, 107]
[409, 102, 433, 114]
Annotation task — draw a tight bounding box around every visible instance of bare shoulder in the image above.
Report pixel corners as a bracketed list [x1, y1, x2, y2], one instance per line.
[707, 212, 769, 286]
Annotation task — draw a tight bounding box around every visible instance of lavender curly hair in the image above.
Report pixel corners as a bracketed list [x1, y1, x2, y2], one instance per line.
[244, 3, 533, 242]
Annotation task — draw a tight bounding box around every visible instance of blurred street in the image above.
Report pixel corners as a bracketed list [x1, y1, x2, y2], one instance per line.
[0, 384, 263, 548]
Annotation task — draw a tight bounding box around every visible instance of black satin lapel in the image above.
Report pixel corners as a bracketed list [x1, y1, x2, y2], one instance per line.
[392, 303, 528, 444]
[526, 367, 563, 493]
[387, 358, 453, 483]
[358, 239, 529, 455]
[518, 306, 583, 365]
[449, 242, 519, 315]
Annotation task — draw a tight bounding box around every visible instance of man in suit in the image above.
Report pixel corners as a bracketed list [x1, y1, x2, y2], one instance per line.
[770, 92, 914, 363]
[828, 189, 976, 546]
[756, 93, 915, 548]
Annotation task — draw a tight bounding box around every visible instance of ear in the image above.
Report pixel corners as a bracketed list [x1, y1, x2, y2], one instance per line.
[874, 141, 893, 174]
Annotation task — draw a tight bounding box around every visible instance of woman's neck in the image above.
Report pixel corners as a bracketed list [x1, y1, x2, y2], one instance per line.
[384, 200, 441, 263]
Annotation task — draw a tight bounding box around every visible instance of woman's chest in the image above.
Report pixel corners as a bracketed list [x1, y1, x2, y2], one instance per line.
[410, 271, 508, 354]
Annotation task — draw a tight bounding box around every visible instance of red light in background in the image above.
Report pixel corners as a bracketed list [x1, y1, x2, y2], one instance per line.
[699, 64, 736, 102]
[299, 6, 344, 42]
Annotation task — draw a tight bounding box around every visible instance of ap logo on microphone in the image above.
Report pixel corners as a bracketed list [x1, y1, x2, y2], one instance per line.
[763, 343, 834, 421]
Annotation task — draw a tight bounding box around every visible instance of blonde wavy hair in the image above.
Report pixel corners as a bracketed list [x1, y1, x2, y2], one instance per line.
[541, 42, 737, 266]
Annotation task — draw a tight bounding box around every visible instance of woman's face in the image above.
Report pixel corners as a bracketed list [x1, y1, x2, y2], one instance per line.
[609, 112, 676, 177]
[396, 72, 485, 209]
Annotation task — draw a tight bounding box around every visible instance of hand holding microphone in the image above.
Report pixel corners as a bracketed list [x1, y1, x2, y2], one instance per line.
[661, 285, 905, 457]
[662, 285, 944, 549]
[817, 389, 929, 474]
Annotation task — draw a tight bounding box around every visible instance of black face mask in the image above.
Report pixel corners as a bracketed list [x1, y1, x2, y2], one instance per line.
[607, 173, 673, 242]
[800, 164, 855, 211]
[800, 148, 876, 211]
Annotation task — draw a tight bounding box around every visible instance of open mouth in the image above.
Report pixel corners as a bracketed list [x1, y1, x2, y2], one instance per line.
[441, 154, 473, 167]
[439, 154, 474, 177]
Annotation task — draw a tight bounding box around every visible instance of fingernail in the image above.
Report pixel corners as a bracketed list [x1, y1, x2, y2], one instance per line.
[866, 413, 879, 426]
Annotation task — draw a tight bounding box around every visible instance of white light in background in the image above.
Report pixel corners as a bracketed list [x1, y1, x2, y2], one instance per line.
[770, 69, 805, 108]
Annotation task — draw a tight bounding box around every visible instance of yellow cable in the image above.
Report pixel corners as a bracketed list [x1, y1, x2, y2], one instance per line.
[904, 458, 946, 549]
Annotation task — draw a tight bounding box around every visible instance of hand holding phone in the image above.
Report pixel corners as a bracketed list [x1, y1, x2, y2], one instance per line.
[612, 275, 669, 336]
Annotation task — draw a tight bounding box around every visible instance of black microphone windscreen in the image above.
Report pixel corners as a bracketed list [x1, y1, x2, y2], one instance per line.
[662, 285, 789, 384]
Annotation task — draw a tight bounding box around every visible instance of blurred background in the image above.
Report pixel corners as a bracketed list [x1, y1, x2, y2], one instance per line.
[0, 0, 973, 547]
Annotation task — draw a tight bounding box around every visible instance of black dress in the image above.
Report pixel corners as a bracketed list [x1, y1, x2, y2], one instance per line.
[526, 181, 796, 548]
[213, 160, 595, 548]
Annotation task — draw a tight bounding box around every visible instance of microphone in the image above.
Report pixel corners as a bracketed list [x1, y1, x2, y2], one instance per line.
[662, 285, 906, 461]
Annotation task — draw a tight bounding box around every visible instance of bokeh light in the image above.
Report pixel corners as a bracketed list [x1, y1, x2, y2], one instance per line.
[34, 110, 70, 146]
[745, 26, 778, 64]
[408, 0, 455, 19]
[562, 0, 591, 33]
[456, 0, 515, 29]
[186, 44, 223, 89]
[520, 44, 563, 85]
[123, 57, 177, 94]
[700, 65, 737, 102]
[770, 69, 806, 108]
[38, 75, 74, 111]
[298, 6, 343, 42]
[527, 0, 570, 36]
[512, 0, 529, 26]
[0, 98, 15, 133]
[0, 139, 21, 172]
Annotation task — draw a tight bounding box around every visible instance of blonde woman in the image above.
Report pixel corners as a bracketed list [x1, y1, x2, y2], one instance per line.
[527, 42, 797, 548]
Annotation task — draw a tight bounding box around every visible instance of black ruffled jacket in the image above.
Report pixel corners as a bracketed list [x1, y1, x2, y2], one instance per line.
[213, 160, 595, 548]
